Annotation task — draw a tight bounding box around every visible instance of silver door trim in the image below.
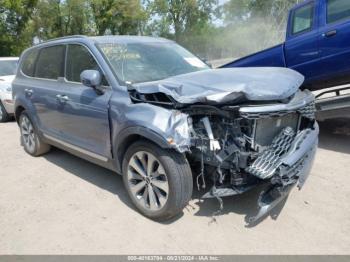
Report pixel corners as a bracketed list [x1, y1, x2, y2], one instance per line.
[43, 133, 108, 162]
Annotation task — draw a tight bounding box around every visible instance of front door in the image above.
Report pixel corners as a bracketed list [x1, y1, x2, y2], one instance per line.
[57, 44, 112, 159]
[285, 1, 321, 84]
[318, 0, 350, 86]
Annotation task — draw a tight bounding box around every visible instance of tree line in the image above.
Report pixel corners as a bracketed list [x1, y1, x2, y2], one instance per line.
[0, 0, 301, 60]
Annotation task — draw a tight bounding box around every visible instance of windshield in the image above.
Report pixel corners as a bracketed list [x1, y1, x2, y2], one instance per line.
[98, 42, 209, 84]
[0, 60, 18, 77]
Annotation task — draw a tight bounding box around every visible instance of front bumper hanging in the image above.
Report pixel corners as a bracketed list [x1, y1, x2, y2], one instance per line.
[249, 123, 319, 224]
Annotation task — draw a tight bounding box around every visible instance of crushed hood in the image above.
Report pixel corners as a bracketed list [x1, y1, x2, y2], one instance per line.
[132, 68, 304, 105]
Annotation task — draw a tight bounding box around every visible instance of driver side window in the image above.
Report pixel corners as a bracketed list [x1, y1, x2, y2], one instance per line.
[292, 3, 314, 35]
[65, 44, 108, 86]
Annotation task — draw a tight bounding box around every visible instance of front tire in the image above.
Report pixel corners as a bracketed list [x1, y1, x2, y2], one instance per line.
[122, 140, 193, 221]
[0, 101, 10, 122]
[19, 111, 51, 156]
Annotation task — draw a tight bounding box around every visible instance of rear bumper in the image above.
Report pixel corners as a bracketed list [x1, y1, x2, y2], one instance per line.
[1, 92, 14, 114]
[2, 99, 14, 114]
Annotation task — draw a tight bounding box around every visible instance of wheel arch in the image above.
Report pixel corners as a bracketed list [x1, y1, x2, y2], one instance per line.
[114, 126, 173, 174]
[15, 105, 26, 123]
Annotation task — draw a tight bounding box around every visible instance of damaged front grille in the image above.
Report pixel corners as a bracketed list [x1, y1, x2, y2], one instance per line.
[240, 101, 316, 120]
[246, 127, 295, 179]
[298, 101, 316, 119]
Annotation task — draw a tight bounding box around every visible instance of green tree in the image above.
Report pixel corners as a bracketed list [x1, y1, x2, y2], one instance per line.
[147, 0, 218, 59]
[0, 0, 38, 55]
[32, 0, 92, 40]
[90, 0, 147, 35]
[150, 0, 217, 43]
[221, 0, 250, 23]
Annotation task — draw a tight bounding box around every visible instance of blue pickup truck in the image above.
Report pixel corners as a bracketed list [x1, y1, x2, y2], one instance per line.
[222, 0, 350, 120]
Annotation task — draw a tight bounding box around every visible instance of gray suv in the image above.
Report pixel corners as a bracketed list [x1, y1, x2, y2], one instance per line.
[13, 36, 318, 223]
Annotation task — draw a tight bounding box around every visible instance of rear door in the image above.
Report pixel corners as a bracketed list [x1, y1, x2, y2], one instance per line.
[30, 45, 66, 136]
[56, 44, 112, 159]
[285, 1, 321, 82]
[317, 0, 350, 86]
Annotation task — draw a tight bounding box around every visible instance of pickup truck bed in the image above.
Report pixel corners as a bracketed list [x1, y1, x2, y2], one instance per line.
[224, 44, 286, 68]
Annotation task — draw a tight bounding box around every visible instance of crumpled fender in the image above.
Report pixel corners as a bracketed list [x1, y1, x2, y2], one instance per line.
[110, 99, 192, 172]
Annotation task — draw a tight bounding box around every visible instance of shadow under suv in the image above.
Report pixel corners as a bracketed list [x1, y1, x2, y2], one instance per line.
[13, 36, 318, 223]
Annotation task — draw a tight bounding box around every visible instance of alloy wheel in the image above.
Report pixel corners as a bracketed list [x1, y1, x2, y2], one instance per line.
[127, 151, 169, 211]
[20, 115, 36, 153]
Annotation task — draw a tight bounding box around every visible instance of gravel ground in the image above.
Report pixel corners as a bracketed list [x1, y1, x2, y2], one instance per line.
[0, 119, 349, 255]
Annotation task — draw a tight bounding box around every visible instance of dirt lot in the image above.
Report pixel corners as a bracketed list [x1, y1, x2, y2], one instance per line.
[0, 119, 349, 255]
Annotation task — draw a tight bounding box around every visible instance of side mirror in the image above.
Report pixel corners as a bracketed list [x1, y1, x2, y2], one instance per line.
[80, 70, 104, 94]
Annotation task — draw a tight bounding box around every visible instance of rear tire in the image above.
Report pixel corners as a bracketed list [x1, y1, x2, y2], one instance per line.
[19, 111, 51, 156]
[0, 101, 10, 122]
[122, 140, 193, 221]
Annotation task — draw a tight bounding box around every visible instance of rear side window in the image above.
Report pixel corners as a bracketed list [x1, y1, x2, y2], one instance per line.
[327, 0, 350, 24]
[21, 49, 38, 77]
[292, 4, 314, 35]
[35, 45, 65, 80]
[66, 44, 100, 83]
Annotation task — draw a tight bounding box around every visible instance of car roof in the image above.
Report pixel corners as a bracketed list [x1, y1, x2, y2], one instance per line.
[33, 35, 173, 48]
[0, 57, 19, 61]
[20, 35, 175, 60]
[89, 35, 173, 44]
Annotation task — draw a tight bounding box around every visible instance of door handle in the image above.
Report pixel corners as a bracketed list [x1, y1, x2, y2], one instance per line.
[60, 95, 70, 102]
[55, 94, 69, 103]
[24, 89, 33, 96]
[322, 30, 337, 38]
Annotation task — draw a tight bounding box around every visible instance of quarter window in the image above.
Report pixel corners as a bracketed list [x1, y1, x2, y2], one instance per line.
[21, 49, 38, 77]
[292, 4, 314, 35]
[35, 45, 65, 80]
[327, 0, 350, 24]
[66, 44, 102, 83]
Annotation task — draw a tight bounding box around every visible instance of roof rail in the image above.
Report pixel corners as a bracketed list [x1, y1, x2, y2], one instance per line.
[36, 35, 88, 45]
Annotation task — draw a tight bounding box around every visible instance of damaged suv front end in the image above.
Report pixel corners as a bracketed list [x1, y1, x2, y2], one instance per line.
[127, 69, 318, 223]
[98, 38, 318, 222]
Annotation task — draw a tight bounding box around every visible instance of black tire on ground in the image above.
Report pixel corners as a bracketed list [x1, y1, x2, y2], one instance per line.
[0, 101, 10, 122]
[19, 111, 51, 156]
[122, 140, 193, 221]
